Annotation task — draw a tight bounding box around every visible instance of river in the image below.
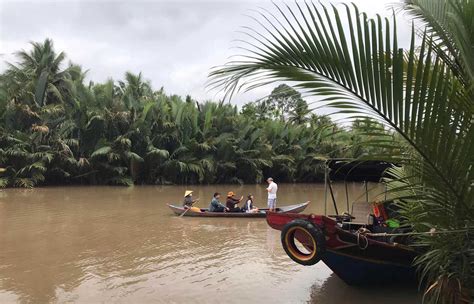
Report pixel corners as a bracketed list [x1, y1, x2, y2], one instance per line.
[0, 184, 420, 303]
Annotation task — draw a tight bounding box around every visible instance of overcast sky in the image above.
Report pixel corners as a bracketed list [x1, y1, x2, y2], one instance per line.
[0, 0, 411, 107]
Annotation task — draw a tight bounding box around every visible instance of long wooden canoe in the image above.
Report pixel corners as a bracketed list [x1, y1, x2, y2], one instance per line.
[167, 201, 310, 218]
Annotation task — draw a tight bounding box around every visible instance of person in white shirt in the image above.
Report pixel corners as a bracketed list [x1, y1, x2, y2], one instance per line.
[266, 177, 278, 212]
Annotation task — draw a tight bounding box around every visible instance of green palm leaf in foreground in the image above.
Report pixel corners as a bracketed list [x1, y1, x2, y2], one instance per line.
[209, 1, 473, 302]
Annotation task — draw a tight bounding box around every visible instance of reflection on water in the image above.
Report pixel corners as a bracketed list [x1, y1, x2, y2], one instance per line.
[310, 274, 421, 304]
[0, 184, 420, 303]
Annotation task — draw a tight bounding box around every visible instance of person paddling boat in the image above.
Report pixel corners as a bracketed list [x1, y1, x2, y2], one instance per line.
[183, 190, 198, 208]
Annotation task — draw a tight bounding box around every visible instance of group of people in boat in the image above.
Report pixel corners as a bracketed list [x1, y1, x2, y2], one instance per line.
[182, 177, 278, 213]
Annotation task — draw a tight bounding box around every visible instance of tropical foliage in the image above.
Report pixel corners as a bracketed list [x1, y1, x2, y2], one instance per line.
[0, 39, 387, 187]
[209, 0, 473, 302]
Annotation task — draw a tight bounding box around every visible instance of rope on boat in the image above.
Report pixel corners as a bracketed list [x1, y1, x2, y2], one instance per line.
[356, 227, 370, 249]
[355, 227, 472, 249]
[364, 228, 473, 238]
[356, 227, 474, 250]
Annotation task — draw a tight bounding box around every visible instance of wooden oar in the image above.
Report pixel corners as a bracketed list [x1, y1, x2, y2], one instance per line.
[179, 198, 199, 217]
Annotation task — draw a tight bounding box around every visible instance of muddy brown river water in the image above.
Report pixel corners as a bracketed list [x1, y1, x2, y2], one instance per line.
[0, 184, 420, 303]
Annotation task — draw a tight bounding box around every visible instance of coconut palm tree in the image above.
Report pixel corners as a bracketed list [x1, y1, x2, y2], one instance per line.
[209, 1, 473, 302]
[3, 39, 76, 107]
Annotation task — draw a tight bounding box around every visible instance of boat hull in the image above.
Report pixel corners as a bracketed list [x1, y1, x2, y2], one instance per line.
[266, 212, 417, 285]
[323, 250, 415, 285]
[167, 201, 309, 218]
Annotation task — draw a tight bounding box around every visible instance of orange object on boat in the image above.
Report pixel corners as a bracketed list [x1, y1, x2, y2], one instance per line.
[189, 207, 201, 213]
[372, 202, 388, 220]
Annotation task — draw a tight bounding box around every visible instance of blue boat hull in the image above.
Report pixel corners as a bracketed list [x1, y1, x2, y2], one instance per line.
[323, 250, 416, 285]
[266, 213, 418, 286]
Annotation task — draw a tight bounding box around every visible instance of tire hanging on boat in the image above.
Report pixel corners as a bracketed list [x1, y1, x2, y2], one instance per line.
[280, 219, 326, 266]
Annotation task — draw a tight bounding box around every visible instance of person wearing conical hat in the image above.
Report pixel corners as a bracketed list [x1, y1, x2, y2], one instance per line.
[183, 190, 198, 208]
[225, 191, 243, 212]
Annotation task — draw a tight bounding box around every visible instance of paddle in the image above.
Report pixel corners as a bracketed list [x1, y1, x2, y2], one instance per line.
[179, 198, 199, 217]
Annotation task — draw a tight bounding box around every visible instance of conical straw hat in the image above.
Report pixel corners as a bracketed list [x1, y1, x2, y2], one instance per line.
[184, 190, 193, 197]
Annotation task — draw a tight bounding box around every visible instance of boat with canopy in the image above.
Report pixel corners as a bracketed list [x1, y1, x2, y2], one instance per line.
[266, 159, 418, 285]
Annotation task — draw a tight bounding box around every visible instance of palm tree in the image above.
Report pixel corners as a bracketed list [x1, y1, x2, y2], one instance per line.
[209, 1, 473, 302]
[117, 72, 153, 117]
[288, 98, 310, 124]
[0, 131, 51, 188]
[4, 39, 75, 107]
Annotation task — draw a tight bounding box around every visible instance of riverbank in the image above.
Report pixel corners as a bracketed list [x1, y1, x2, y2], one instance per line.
[0, 39, 392, 189]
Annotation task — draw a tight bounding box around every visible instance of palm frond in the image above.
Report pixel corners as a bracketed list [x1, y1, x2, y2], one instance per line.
[209, 1, 473, 299]
[401, 0, 474, 88]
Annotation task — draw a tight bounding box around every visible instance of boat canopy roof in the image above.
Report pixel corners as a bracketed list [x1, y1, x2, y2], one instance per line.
[324, 158, 395, 182]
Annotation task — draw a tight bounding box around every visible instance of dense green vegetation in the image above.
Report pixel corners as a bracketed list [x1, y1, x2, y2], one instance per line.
[210, 0, 473, 302]
[0, 40, 389, 187]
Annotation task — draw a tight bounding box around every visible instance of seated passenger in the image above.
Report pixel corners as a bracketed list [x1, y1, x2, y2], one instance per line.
[242, 194, 259, 213]
[183, 190, 198, 208]
[209, 192, 229, 212]
[226, 191, 243, 212]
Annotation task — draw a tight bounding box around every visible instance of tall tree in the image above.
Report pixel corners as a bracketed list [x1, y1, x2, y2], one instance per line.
[4, 39, 75, 107]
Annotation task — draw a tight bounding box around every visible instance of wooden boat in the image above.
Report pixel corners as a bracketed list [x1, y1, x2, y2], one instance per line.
[167, 201, 310, 218]
[266, 212, 418, 285]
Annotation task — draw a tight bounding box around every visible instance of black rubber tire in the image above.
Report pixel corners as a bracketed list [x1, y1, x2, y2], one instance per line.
[280, 219, 326, 266]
